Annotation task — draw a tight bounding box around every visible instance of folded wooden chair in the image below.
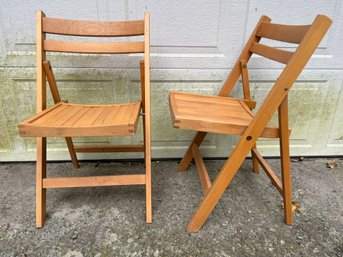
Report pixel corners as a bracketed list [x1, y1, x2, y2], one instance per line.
[19, 11, 152, 227]
[169, 15, 332, 232]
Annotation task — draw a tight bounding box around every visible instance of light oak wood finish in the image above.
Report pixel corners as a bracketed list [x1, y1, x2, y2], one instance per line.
[279, 96, 293, 224]
[35, 10, 46, 228]
[251, 148, 283, 194]
[42, 17, 144, 37]
[144, 13, 152, 223]
[178, 16, 272, 173]
[74, 144, 145, 153]
[18, 10, 152, 227]
[20, 102, 142, 137]
[170, 92, 283, 138]
[239, 60, 259, 173]
[43, 175, 146, 188]
[256, 23, 310, 44]
[192, 145, 212, 195]
[250, 42, 293, 64]
[42, 60, 79, 168]
[240, 60, 251, 101]
[42, 61, 61, 103]
[169, 15, 332, 232]
[43, 40, 144, 54]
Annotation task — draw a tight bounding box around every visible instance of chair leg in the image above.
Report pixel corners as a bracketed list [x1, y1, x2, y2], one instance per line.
[251, 144, 259, 173]
[186, 139, 251, 232]
[278, 96, 293, 225]
[143, 116, 152, 223]
[65, 137, 79, 169]
[145, 157, 152, 223]
[179, 132, 207, 171]
[36, 137, 47, 228]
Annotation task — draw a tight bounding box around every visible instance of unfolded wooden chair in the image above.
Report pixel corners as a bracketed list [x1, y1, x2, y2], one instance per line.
[18, 11, 152, 227]
[169, 15, 332, 232]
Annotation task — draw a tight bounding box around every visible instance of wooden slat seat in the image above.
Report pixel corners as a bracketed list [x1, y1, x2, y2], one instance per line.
[19, 101, 141, 137]
[169, 92, 280, 138]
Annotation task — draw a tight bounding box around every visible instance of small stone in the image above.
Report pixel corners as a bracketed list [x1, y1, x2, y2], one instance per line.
[71, 231, 78, 240]
[94, 253, 101, 257]
[327, 161, 337, 169]
[280, 240, 285, 245]
[313, 248, 319, 253]
[268, 247, 274, 251]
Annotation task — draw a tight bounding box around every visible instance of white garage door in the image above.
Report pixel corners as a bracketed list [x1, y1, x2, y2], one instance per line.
[0, 0, 342, 161]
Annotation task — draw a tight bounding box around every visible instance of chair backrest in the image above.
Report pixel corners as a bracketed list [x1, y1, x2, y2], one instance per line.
[36, 10, 150, 112]
[219, 15, 331, 98]
[217, 14, 331, 142]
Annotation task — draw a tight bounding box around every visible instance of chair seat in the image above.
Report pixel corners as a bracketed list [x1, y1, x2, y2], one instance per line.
[169, 92, 281, 138]
[19, 101, 142, 137]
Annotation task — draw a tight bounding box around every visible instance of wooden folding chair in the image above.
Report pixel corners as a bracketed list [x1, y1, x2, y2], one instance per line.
[18, 11, 152, 227]
[169, 15, 332, 232]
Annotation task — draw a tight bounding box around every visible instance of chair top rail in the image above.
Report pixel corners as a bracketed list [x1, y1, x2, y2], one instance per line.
[43, 40, 144, 54]
[42, 17, 144, 37]
[257, 22, 311, 44]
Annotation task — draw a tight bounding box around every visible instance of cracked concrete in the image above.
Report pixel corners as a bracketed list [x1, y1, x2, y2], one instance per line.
[0, 158, 342, 256]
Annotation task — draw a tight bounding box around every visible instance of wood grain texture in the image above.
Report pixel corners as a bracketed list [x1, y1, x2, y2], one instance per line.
[176, 16, 272, 174]
[240, 60, 251, 101]
[74, 145, 145, 152]
[250, 42, 293, 64]
[43, 40, 144, 54]
[169, 92, 281, 138]
[192, 145, 212, 194]
[43, 175, 146, 188]
[257, 23, 310, 44]
[178, 131, 207, 172]
[278, 96, 293, 224]
[43, 61, 61, 103]
[144, 12, 152, 224]
[19, 102, 142, 137]
[251, 148, 283, 194]
[43, 17, 144, 37]
[35, 10, 47, 229]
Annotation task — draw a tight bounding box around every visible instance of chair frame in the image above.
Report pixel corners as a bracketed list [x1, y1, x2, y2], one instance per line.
[25, 11, 151, 227]
[172, 15, 332, 232]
